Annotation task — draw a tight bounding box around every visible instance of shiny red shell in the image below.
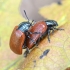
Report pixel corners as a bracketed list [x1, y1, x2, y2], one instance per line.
[26, 21, 47, 49]
[10, 26, 25, 54]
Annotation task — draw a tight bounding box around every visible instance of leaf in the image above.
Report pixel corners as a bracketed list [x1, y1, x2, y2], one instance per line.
[16, 0, 70, 70]
[0, 0, 70, 70]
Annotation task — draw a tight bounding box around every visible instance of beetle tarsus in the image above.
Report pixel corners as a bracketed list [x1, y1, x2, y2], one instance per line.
[47, 30, 50, 43]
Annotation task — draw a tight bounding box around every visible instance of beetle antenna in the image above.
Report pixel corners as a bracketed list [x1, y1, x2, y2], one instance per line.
[24, 10, 29, 22]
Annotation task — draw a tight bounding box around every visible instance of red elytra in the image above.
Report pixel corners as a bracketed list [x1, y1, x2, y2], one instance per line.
[10, 26, 25, 54]
[26, 21, 47, 49]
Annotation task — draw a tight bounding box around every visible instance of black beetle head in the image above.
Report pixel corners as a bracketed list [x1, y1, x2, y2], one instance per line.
[18, 22, 32, 32]
[45, 20, 58, 27]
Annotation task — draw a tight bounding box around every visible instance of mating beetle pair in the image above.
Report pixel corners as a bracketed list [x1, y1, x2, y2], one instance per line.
[10, 10, 63, 57]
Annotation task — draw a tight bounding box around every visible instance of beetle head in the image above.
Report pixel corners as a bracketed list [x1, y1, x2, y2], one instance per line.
[45, 20, 58, 27]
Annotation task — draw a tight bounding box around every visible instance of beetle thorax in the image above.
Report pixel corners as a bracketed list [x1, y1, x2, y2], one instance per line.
[18, 22, 31, 32]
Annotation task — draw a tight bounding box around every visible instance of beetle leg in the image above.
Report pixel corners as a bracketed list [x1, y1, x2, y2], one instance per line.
[22, 42, 27, 49]
[27, 35, 36, 44]
[28, 31, 42, 35]
[36, 33, 42, 46]
[47, 30, 50, 43]
[51, 28, 55, 34]
[54, 28, 64, 30]
[22, 45, 27, 49]
[22, 40, 26, 49]
[36, 38, 40, 46]
[50, 27, 64, 34]
[28, 32, 42, 45]
[24, 47, 30, 57]
[27, 31, 42, 45]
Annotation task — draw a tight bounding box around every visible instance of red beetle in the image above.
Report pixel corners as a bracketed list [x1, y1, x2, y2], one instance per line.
[24, 20, 63, 56]
[10, 26, 25, 54]
[9, 10, 33, 54]
[26, 21, 47, 49]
